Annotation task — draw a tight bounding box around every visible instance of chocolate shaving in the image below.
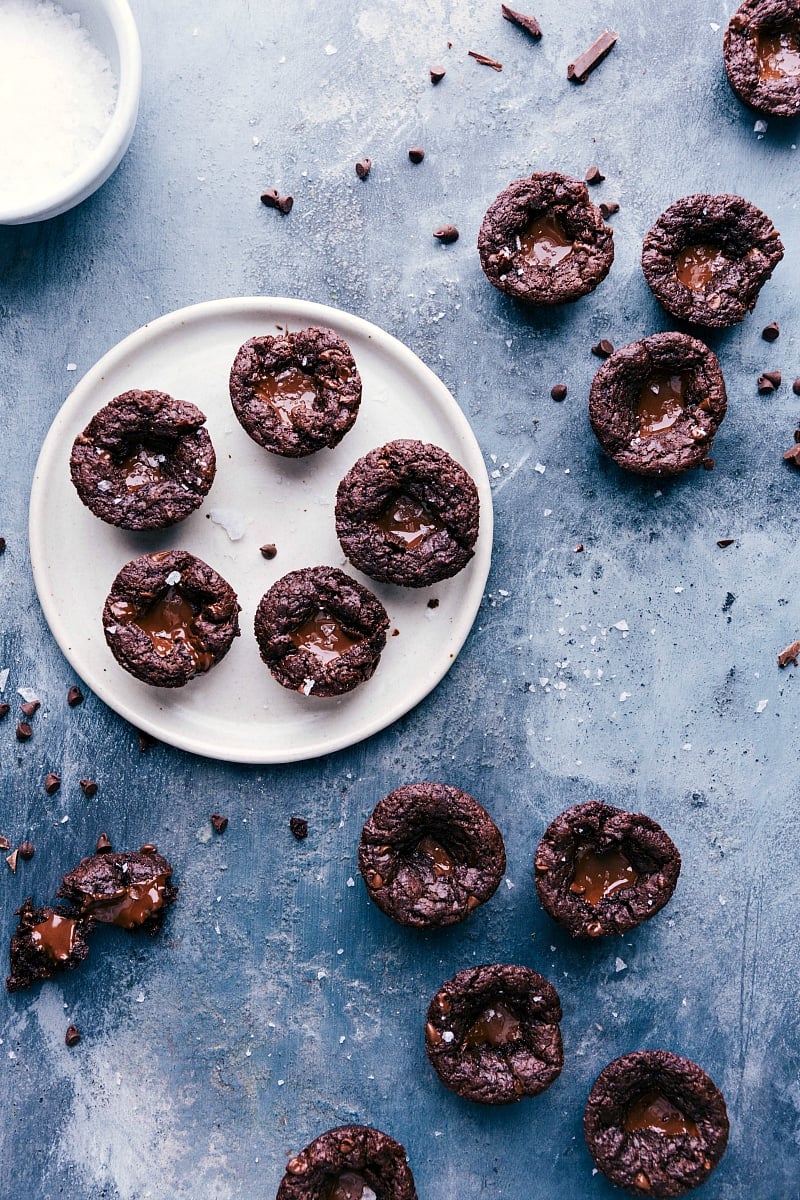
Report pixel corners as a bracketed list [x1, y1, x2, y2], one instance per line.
[778, 640, 800, 668]
[501, 5, 542, 38]
[468, 49, 503, 70]
[567, 30, 617, 82]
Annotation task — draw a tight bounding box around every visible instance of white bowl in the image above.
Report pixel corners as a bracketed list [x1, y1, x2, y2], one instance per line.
[0, 0, 141, 225]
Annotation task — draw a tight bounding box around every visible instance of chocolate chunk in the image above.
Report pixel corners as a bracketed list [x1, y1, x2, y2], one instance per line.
[599, 201, 620, 218]
[592, 339, 615, 358]
[289, 816, 308, 840]
[18, 841, 35, 861]
[0, 703, 9, 720]
[425, 964, 563, 1104]
[230, 326, 362, 458]
[65, 1024, 81, 1047]
[763, 369, 782, 388]
[468, 49, 503, 70]
[501, 5, 542, 39]
[550, 383, 568, 401]
[276, 1125, 417, 1200]
[260, 543, 277, 559]
[535, 800, 681, 937]
[724, 1, 800, 118]
[433, 224, 460, 243]
[584, 1051, 729, 1197]
[762, 320, 780, 340]
[585, 165, 605, 185]
[355, 157, 372, 180]
[67, 685, 84, 707]
[44, 773, 61, 795]
[261, 189, 293, 213]
[0, 835, 9, 850]
[6, 849, 18, 873]
[567, 30, 618, 82]
[430, 64, 446, 83]
[16, 721, 32, 742]
[778, 640, 800, 667]
[81, 780, 99, 798]
[210, 813, 228, 834]
[58, 847, 178, 935]
[359, 783, 506, 929]
[717, 538, 735, 548]
[6, 898, 93, 992]
[20, 700, 40, 718]
[95, 832, 112, 852]
[408, 147, 425, 163]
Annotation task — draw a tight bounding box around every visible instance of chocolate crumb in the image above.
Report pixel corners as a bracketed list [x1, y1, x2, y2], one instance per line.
[717, 539, 735, 548]
[575, 544, 584, 552]
[95, 832, 112, 852]
[44, 773, 61, 795]
[260, 543, 277, 560]
[430, 65, 446, 84]
[433, 224, 459, 243]
[758, 374, 776, 394]
[261, 189, 293, 214]
[468, 49, 503, 70]
[81, 779, 98, 798]
[18, 841, 35, 861]
[289, 816, 308, 840]
[793, 379, 800, 396]
[0, 703, 9, 720]
[551, 383, 568, 401]
[67, 685, 84, 707]
[20, 700, 40, 718]
[427, 597, 440, 609]
[0, 836, 8, 850]
[762, 322, 780, 341]
[591, 339, 614, 358]
[210, 813, 229, 834]
[501, 4, 543, 38]
[702, 457, 716, 470]
[6, 849, 18, 873]
[778, 640, 800, 668]
[585, 165, 605, 185]
[65, 1024, 81, 1047]
[137, 730, 157, 752]
[355, 157, 372, 180]
[408, 147, 425, 163]
[599, 201, 619, 218]
[763, 370, 782, 389]
[567, 30, 617, 82]
[16, 721, 32, 742]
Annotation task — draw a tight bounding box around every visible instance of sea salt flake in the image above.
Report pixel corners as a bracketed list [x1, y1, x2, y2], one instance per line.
[615, 957, 627, 972]
[0, 669, 9, 692]
[208, 507, 248, 540]
[534, 462, 546, 474]
[324, 43, 337, 54]
[613, 620, 629, 632]
[674, 586, 684, 594]
[346, 877, 355, 887]
[619, 691, 631, 701]
[66, 362, 77, 371]
[755, 699, 768, 713]
[165, 570, 181, 586]
[17, 688, 39, 703]
[754, 118, 768, 134]
[441, 1031, 455, 1043]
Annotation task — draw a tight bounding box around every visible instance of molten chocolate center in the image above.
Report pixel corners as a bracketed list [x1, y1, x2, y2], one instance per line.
[31, 914, 78, 962]
[464, 999, 522, 1048]
[321, 1172, 377, 1200]
[570, 844, 638, 905]
[96, 445, 167, 492]
[623, 1089, 700, 1138]
[110, 589, 214, 671]
[518, 213, 574, 267]
[637, 371, 688, 436]
[289, 611, 360, 665]
[675, 244, 729, 291]
[86, 872, 170, 929]
[755, 28, 800, 81]
[255, 366, 317, 425]
[374, 493, 444, 549]
[416, 834, 454, 876]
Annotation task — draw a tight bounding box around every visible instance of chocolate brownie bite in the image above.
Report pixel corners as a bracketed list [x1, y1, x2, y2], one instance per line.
[584, 1051, 729, 1197]
[359, 782, 506, 929]
[69, 390, 216, 529]
[724, 0, 800, 117]
[535, 801, 681, 938]
[229, 327, 361, 457]
[102, 550, 240, 688]
[478, 171, 614, 305]
[276, 1125, 417, 1200]
[425, 964, 563, 1105]
[335, 440, 479, 588]
[58, 844, 178, 935]
[589, 332, 727, 476]
[254, 566, 389, 697]
[641, 193, 784, 327]
[6, 898, 93, 992]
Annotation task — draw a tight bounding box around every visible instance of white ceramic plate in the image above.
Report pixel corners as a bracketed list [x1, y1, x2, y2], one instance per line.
[29, 298, 493, 763]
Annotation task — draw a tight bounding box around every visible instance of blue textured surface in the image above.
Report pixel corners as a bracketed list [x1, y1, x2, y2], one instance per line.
[1, 1, 799, 1197]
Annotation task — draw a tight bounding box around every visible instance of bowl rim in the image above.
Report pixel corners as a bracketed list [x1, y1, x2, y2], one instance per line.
[0, 0, 142, 225]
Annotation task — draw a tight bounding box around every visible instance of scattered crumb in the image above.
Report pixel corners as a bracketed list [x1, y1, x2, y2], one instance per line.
[210, 813, 229, 834]
[290, 816, 308, 840]
[777, 641, 800, 668]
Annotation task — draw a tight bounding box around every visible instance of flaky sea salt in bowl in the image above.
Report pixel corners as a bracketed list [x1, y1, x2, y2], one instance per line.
[0, 0, 141, 224]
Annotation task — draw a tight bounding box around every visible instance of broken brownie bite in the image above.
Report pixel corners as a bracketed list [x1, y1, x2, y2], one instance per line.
[478, 171, 614, 304]
[359, 782, 506, 929]
[58, 844, 178, 934]
[229, 326, 361, 457]
[276, 1125, 418, 1200]
[6, 898, 93, 992]
[425, 963, 563, 1105]
[584, 1051, 729, 1197]
[254, 566, 389, 697]
[69, 389, 216, 530]
[641, 193, 784, 327]
[102, 550, 240, 687]
[724, 0, 800, 117]
[534, 801, 681, 938]
[335, 440, 479, 588]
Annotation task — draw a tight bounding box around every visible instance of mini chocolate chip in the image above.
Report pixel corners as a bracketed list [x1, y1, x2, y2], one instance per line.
[758, 374, 776, 394]
[210, 813, 229, 834]
[260, 188, 280, 207]
[430, 65, 446, 83]
[18, 841, 35, 860]
[764, 369, 782, 388]
[391, 628, 400, 636]
[20, 700, 40, 718]
[585, 165, 605, 185]
[433, 224, 459, 243]
[140, 843, 158, 854]
[289, 816, 308, 840]
[81, 779, 98, 798]
[67, 685, 84, 707]
[427, 597, 439, 609]
[634, 1173, 651, 1192]
[338, 1140, 355, 1155]
[408, 147, 425, 163]
[599, 201, 619, 218]
[65, 1024, 81, 1047]
[0, 703, 9, 720]
[286, 1157, 306, 1176]
[16, 721, 32, 742]
[355, 157, 372, 180]
[702, 457, 715, 470]
[367, 872, 384, 889]
[468, 49, 503, 70]
[551, 383, 568, 401]
[762, 322, 780, 341]
[586, 920, 603, 936]
[793, 379, 800, 396]
[717, 538, 735, 548]
[137, 730, 157, 752]
[260, 543, 277, 559]
[95, 832, 112, 852]
[277, 194, 294, 214]
[0, 537, 5, 554]
[591, 339, 614, 358]
[574, 543, 585, 552]
[44, 772, 61, 795]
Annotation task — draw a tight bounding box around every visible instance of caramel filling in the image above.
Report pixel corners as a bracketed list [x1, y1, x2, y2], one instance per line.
[30, 914, 78, 962]
[637, 371, 688, 437]
[288, 611, 360, 665]
[570, 844, 638, 905]
[110, 589, 214, 671]
[756, 28, 800, 81]
[321, 1173, 377, 1200]
[464, 1000, 521, 1048]
[675, 244, 729, 291]
[254, 367, 317, 426]
[85, 872, 170, 930]
[96, 445, 166, 492]
[623, 1089, 700, 1138]
[518, 213, 574, 267]
[416, 834, 454, 876]
[374, 493, 444, 549]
